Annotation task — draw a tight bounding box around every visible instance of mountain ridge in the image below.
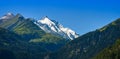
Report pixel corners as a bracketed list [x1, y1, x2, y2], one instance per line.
[0, 13, 69, 52]
[35, 16, 79, 40]
[1, 12, 120, 59]
[0, 13, 79, 40]
[52, 18, 120, 59]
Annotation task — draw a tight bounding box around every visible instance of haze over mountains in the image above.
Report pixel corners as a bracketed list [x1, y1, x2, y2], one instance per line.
[0, 13, 120, 59]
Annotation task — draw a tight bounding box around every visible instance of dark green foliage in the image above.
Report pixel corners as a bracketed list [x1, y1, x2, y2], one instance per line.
[0, 27, 22, 46]
[0, 49, 15, 59]
[0, 27, 49, 59]
[30, 33, 68, 51]
[30, 33, 67, 44]
[93, 39, 120, 59]
[53, 18, 120, 59]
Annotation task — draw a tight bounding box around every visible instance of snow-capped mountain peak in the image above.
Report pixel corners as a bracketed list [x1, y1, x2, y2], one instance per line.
[38, 16, 55, 26]
[7, 13, 13, 16]
[0, 12, 14, 20]
[37, 16, 59, 32]
[35, 16, 79, 40]
[60, 27, 79, 39]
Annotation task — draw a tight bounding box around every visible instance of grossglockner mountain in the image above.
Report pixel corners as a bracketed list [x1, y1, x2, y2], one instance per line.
[34, 16, 79, 40]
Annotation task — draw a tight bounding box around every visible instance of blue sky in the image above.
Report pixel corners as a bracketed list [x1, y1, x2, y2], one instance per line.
[0, 0, 120, 35]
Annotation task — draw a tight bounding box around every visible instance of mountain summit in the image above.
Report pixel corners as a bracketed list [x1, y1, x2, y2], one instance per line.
[0, 13, 14, 20]
[0, 13, 15, 24]
[35, 16, 79, 40]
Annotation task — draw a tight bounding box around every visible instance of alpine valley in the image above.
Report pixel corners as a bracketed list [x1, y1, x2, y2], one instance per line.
[0, 13, 120, 59]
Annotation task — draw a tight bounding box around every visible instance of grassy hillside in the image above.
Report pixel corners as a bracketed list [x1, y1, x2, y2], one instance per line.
[30, 33, 68, 51]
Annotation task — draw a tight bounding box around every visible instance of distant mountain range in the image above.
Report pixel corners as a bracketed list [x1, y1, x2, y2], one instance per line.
[0, 12, 120, 59]
[0, 13, 79, 40]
